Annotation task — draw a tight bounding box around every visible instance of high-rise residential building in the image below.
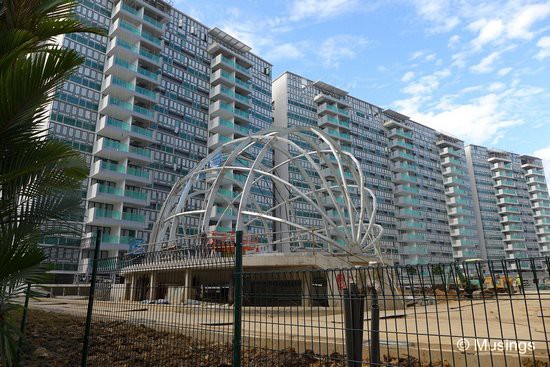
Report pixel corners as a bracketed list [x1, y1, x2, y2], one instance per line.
[272, 71, 550, 266]
[41, 0, 272, 282]
[465, 146, 550, 264]
[273, 71, 469, 265]
[41, 2, 549, 276]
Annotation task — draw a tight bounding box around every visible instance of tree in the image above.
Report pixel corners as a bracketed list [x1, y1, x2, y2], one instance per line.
[0, 0, 103, 365]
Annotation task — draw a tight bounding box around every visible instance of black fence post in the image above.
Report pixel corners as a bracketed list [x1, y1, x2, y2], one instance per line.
[343, 282, 365, 367]
[369, 285, 380, 367]
[81, 230, 101, 367]
[232, 230, 243, 367]
[16, 282, 32, 364]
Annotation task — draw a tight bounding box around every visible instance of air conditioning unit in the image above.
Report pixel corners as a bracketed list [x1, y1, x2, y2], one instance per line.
[178, 19, 184, 29]
[190, 26, 196, 35]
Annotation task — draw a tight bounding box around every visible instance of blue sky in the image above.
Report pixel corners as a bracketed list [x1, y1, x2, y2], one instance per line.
[176, 0, 550, 179]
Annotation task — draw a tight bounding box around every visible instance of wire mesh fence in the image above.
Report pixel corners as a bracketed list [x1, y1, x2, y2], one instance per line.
[27, 245, 550, 367]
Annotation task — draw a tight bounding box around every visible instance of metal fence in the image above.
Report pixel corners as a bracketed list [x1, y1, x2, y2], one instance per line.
[35, 245, 550, 367]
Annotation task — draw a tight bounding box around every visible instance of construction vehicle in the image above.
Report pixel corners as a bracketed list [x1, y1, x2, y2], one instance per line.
[484, 274, 516, 294]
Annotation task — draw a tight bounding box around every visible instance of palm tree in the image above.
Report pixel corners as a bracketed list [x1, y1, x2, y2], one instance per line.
[0, 0, 103, 365]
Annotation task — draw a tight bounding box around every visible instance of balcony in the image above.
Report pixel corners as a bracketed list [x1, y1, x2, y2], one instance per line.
[453, 239, 478, 248]
[393, 161, 416, 172]
[110, 18, 140, 43]
[318, 115, 350, 130]
[124, 188, 148, 206]
[87, 183, 123, 204]
[102, 75, 135, 100]
[396, 197, 421, 207]
[126, 166, 152, 185]
[394, 173, 417, 184]
[209, 100, 235, 120]
[527, 176, 546, 184]
[317, 103, 349, 118]
[497, 197, 519, 206]
[394, 185, 419, 196]
[446, 197, 470, 207]
[505, 234, 526, 242]
[494, 179, 515, 188]
[535, 218, 550, 226]
[234, 108, 251, 124]
[97, 116, 154, 143]
[208, 133, 232, 149]
[528, 184, 547, 193]
[390, 139, 414, 151]
[210, 205, 237, 221]
[496, 188, 517, 197]
[506, 243, 528, 251]
[99, 96, 132, 121]
[525, 168, 545, 177]
[500, 215, 522, 223]
[441, 157, 461, 167]
[531, 192, 550, 201]
[451, 228, 476, 237]
[490, 162, 512, 171]
[324, 128, 351, 143]
[449, 218, 474, 226]
[448, 208, 473, 216]
[498, 206, 520, 214]
[390, 151, 415, 162]
[127, 145, 153, 163]
[503, 224, 524, 232]
[440, 147, 461, 157]
[444, 177, 467, 187]
[140, 29, 162, 49]
[235, 78, 252, 95]
[445, 187, 468, 197]
[313, 93, 350, 108]
[93, 137, 129, 160]
[442, 167, 466, 177]
[387, 128, 413, 140]
[90, 160, 126, 182]
[107, 37, 139, 61]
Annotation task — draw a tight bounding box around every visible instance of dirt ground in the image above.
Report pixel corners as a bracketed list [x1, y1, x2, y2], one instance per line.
[13, 309, 351, 367]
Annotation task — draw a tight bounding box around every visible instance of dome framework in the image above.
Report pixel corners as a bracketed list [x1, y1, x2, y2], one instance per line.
[150, 126, 383, 257]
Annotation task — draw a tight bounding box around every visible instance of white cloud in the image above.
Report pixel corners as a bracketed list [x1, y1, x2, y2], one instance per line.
[394, 92, 523, 145]
[535, 36, 550, 60]
[448, 35, 460, 48]
[488, 82, 505, 91]
[411, 0, 460, 32]
[471, 19, 504, 49]
[507, 3, 550, 40]
[498, 67, 513, 76]
[318, 35, 368, 67]
[533, 146, 550, 184]
[425, 53, 437, 61]
[264, 42, 305, 61]
[401, 69, 451, 95]
[470, 51, 500, 73]
[289, 0, 358, 21]
[401, 71, 415, 82]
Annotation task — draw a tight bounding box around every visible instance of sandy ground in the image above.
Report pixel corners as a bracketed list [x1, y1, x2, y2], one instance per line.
[25, 290, 550, 366]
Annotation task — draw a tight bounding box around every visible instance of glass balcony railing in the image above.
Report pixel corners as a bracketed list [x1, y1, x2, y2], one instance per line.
[122, 212, 145, 222]
[103, 138, 128, 152]
[143, 14, 163, 29]
[108, 96, 132, 111]
[139, 48, 160, 63]
[131, 124, 153, 138]
[138, 67, 159, 80]
[100, 161, 125, 173]
[126, 167, 149, 179]
[235, 63, 251, 75]
[133, 104, 154, 118]
[235, 109, 249, 119]
[94, 208, 121, 220]
[105, 117, 129, 130]
[141, 30, 161, 46]
[119, 20, 140, 36]
[115, 38, 137, 52]
[135, 85, 157, 99]
[235, 78, 250, 89]
[235, 93, 250, 104]
[125, 189, 147, 200]
[122, 3, 138, 15]
[98, 184, 123, 196]
[129, 145, 151, 158]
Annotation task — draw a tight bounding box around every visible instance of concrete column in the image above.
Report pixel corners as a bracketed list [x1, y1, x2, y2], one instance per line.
[149, 272, 156, 300]
[302, 272, 312, 307]
[183, 270, 191, 303]
[129, 274, 135, 302]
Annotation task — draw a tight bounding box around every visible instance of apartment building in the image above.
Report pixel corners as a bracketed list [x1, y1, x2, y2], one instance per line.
[465, 146, 550, 264]
[41, 0, 272, 281]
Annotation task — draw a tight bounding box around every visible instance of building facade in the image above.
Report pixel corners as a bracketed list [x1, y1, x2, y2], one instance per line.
[272, 71, 549, 266]
[42, 2, 550, 276]
[465, 146, 550, 264]
[42, 0, 272, 282]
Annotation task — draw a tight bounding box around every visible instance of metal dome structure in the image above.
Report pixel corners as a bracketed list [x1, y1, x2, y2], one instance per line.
[150, 126, 383, 257]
